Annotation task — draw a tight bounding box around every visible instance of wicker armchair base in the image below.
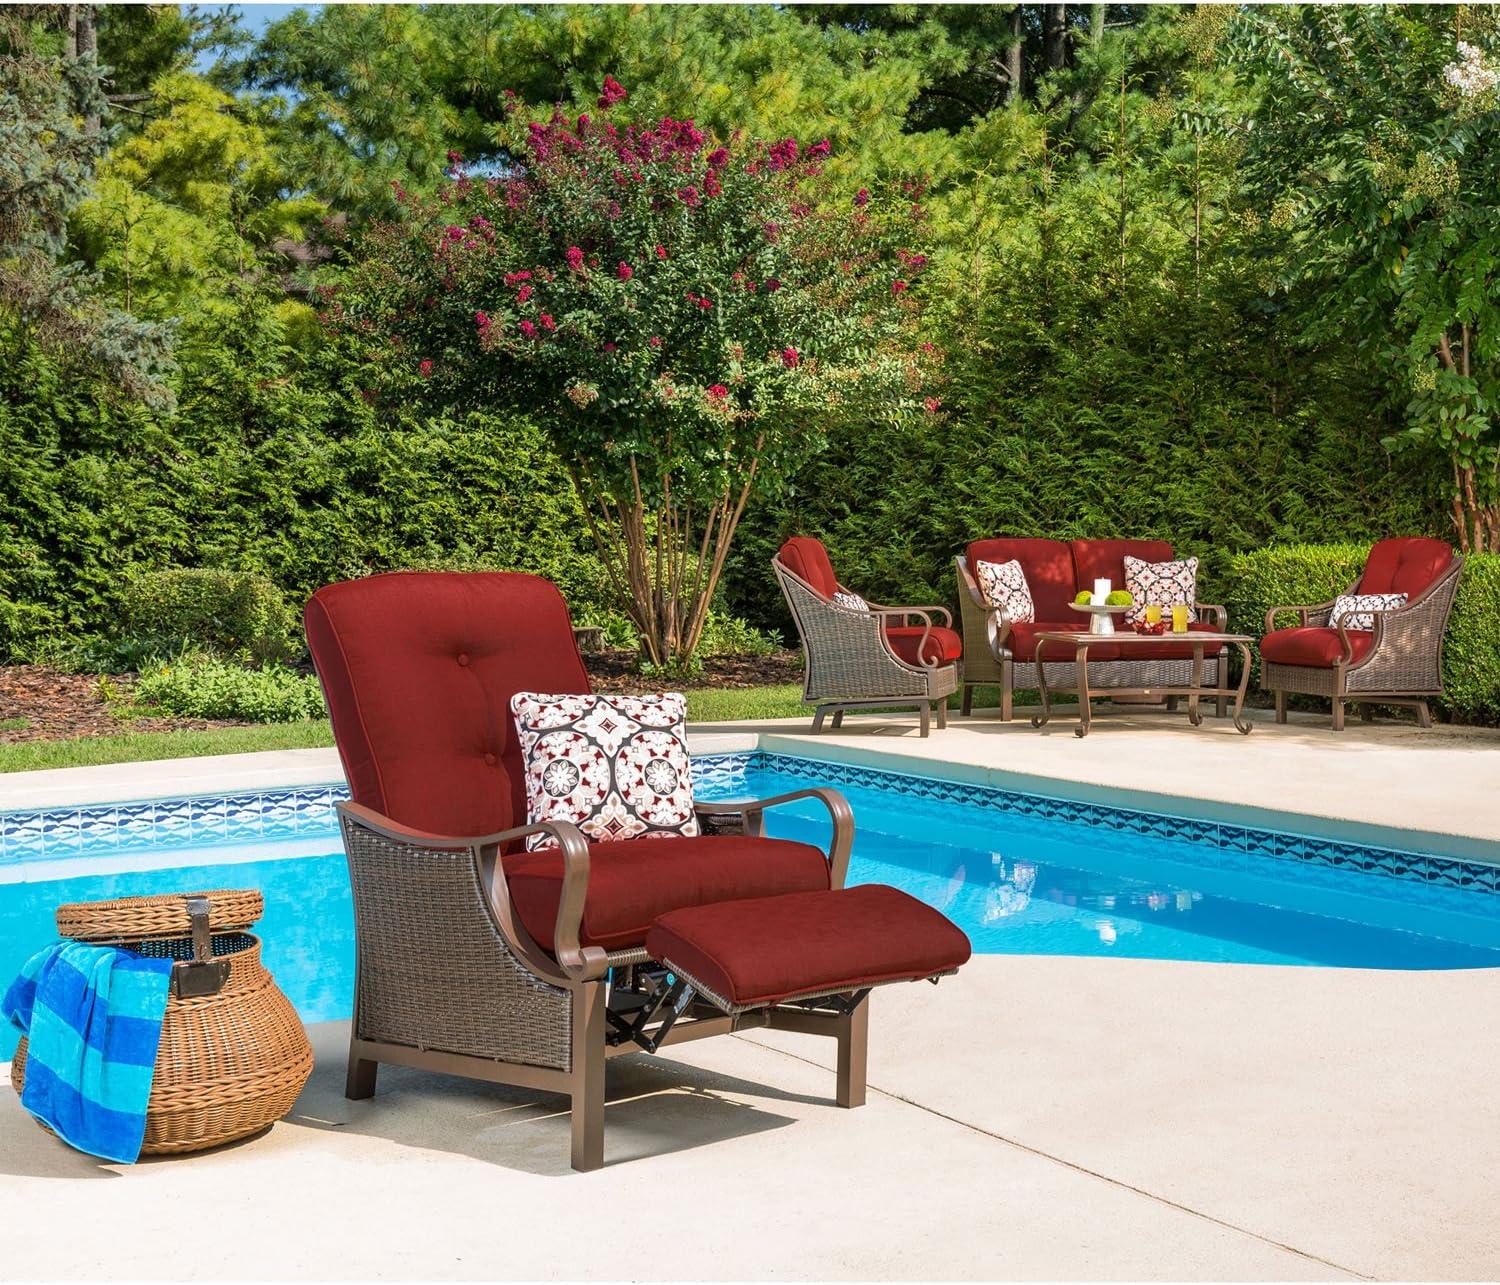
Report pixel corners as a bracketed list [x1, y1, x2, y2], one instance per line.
[1261, 661, 1438, 730]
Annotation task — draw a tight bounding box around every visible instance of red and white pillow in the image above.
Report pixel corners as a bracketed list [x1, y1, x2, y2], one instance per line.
[1330, 592, 1406, 630]
[974, 558, 1034, 624]
[510, 692, 698, 850]
[1123, 555, 1198, 625]
[832, 590, 870, 612]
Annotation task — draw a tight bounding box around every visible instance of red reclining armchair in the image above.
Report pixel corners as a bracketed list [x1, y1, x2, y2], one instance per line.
[774, 536, 961, 736]
[306, 571, 969, 1171]
[1260, 537, 1463, 730]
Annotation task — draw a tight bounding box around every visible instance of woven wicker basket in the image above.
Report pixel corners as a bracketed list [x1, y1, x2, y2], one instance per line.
[11, 889, 313, 1156]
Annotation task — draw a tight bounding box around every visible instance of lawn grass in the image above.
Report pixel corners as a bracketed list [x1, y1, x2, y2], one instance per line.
[685, 683, 807, 723]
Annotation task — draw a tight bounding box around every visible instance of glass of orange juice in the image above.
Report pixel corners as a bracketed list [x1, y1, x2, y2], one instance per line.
[1145, 604, 1162, 626]
[1170, 604, 1190, 634]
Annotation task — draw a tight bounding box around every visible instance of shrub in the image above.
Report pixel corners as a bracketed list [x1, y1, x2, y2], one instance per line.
[120, 569, 294, 664]
[135, 654, 326, 722]
[697, 609, 778, 658]
[1224, 543, 1500, 724]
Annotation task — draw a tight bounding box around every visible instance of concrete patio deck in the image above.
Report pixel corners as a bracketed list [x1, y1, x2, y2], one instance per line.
[6, 953, 1499, 1280]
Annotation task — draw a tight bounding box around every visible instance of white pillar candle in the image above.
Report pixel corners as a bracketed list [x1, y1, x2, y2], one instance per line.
[1092, 577, 1111, 604]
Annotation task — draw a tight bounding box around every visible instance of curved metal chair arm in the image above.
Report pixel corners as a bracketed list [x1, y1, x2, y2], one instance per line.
[336, 801, 609, 982]
[695, 786, 854, 889]
[1264, 599, 1335, 634]
[867, 602, 954, 629]
[1194, 602, 1228, 631]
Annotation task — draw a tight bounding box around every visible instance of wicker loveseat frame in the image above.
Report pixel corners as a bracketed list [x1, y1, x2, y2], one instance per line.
[955, 542, 1228, 721]
[1261, 539, 1463, 731]
[306, 571, 969, 1172]
[773, 539, 959, 737]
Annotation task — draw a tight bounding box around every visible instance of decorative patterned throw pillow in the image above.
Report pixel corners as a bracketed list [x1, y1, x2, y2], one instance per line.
[974, 558, 1035, 624]
[832, 590, 870, 612]
[1122, 555, 1199, 625]
[510, 692, 698, 851]
[1329, 592, 1406, 631]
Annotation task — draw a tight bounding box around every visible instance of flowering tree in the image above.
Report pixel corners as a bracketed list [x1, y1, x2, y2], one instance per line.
[1235, 8, 1500, 552]
[339, 80, 937, 665]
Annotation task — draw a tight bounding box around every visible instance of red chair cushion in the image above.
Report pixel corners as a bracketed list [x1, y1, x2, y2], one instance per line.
[777, 536, 839, 598]
[967, 539, 1076, 620]
[1121, 621, 1225, 659]
[306, 572, 589, 837]
[1261, 626, 1376, 668]
[1070, 539, 1175, 597]
[1005, 622, 1122, 662]
[646, 885, 972, 1009]
[1358, 537, 1454, 598]
[884, 625, 963, 665]
[504, 834, 832, 952]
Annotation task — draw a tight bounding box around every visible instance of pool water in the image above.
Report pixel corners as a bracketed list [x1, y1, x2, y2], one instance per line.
[4, 760, 1498, 1056]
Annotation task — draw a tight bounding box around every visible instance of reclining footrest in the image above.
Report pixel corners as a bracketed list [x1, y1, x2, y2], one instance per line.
[644, 885, 971, 1016]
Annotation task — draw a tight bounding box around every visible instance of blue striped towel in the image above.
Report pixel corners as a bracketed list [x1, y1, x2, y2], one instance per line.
[4, 942, 172, 1164]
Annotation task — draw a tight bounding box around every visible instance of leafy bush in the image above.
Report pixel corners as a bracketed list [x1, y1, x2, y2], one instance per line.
[120, 568, 294, 663]
[135, 654, 326, 723]
[697, 609, 778, 658]
[1224, 543, 1500, 723]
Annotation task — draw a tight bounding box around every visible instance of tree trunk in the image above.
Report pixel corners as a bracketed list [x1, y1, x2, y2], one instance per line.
[1004, 6, 1024, 103]
[1090, 3, 1105, 46]
[70, 5, 100, 135]
[1044, 4, 1068, 72]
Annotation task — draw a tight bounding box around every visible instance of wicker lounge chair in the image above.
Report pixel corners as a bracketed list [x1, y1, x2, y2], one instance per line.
[1260, 537, 1463, 730]
[773, 537, 960, 736]
[955, 538, 1229, 720]
[306, 571, 970, 1171]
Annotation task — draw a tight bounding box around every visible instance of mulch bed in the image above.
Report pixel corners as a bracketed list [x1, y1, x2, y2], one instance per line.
[0, 650, 805, 744]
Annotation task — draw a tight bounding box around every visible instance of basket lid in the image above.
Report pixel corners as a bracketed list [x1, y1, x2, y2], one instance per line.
[54, 889, 264, 942]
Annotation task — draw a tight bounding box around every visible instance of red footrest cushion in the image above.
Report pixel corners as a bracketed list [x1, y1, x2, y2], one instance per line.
[645, 885, 972, 1010]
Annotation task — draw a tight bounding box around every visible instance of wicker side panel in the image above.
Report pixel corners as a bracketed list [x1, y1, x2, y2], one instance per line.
[1346, 572, 1459, 693]
[776, 566, 930, 702]
[1261, 661, 1340, 697]
[954, 559, 1002, 686]
[341, 819, 572, 1072]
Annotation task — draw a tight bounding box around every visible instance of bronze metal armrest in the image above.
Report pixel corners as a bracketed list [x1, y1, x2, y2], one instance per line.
[1195, 602, 1228, 631]
[337, 801, 609, 982]
[695, 787, 854, 888]
[869, 602, 954, 629]
[1264, 600, 1333, 634]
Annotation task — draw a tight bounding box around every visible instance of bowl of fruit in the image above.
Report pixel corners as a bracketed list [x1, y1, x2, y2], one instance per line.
[1067, 589, 1134, 636]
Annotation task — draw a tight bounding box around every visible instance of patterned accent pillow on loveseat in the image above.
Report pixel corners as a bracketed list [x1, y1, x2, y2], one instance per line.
[1123, 555, 1198, 625]
[1329, 592, 1407, 631]
[974, 558, 1035, 624]
[510, 692, 698, 850]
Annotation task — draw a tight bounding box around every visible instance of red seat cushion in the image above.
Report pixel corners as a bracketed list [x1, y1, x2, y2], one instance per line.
[1358, 537, 1454, 598]
[1005, 621, 1122, 662]
[1121, 621, 1225, 659]
[504, 834, 831, 952]
[777, 536, 839, 598]
[306, 572, 589, 836]
[967, 539, 1076, 621]
[884, 624, 963, 665]
[645, 886, 972, 1009]
[1070, 539, 1175, 598]
[1261, 626, 1376, 668]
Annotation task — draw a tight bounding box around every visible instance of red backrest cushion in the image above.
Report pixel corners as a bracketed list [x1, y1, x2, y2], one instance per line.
[305, 571, 591, 837]
[966, 538, 1076, 621]
[1358, 537, 1455, 598]
[778, 536, 839, 598]
[1070, 540, 1176, 597]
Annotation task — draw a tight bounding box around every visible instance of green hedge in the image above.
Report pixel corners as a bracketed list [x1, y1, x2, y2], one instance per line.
[121, 569, 294, 664]
[1224, 544, 1500, 724]
[135, 654, 327, 722]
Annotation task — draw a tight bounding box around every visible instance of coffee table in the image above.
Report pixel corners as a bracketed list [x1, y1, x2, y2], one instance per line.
[1029, 630, 1255, 737]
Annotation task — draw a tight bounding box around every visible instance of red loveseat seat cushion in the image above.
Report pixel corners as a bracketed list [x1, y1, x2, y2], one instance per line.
[1358, 537, 1454, 599]
[504, 834, 832, 952]
[967, 538, 1076, 621]
[645, 885, 972, 1009]
[885, 625, 964, 665]
[777, 536, 839, 598]
[1261, 626, 1376, 669]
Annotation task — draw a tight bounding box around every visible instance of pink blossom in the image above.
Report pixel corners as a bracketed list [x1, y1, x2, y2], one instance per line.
[503, 271, 532, 286]
[891, 279, 909, 294]
[763, 221, 780, 242]
[702, 171, 721, 198]
[419, 359, 433, 378]
[649, 335, 662, 347]
[655, 244, 668, 259]
[576, 112, 590, 134]
[765, 278, 782, 292]
[447, 150, 464, 164]
[517, 284, 533, 303]
[806, 139, 831, 159]
[677, 185, 701, 208]
[706, 146, 729, 169]
[767, 138, 799, 171]
[603, 342, 617, 353]
[539, 313, 556, 332]
[781, 347, 799, 368]
[854, 188, 870, 207]
[707, 384, 729, 399]
[617, 261, 633, 281]
[444, 225, 465, 242]
[924, 396, 942, 414]
[566, 246, 585, 272]
[519, 320, 537, 339]
[698, 296, 713, 310]
[599, 75, 628, 107]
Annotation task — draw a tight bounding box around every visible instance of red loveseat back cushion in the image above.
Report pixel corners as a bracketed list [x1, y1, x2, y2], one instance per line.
[1261, 626, 1377, 668]
[778, 536, 839, 598]
[306, 571, 590, 837]
[1070, 539, 1175, 597]
[967, 538, 1075, 621]
[1358, 538, 1454, 599]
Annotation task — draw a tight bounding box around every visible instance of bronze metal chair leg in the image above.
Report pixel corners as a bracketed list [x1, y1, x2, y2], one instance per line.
[935, 698, 947, 730]
[831, 709, 844, 730]
[1361, 704, 1374, 723]
[835, 996, 869, 1109]
[1000, 662, 1014, 722]
[918, 702, 931, 737]
[1331, 697, 1346, 731]
[1416, 700, 1433, 728]
[1274, 690, 1288, 724]
[346, 1049, 377, 1100]
[570, 983, 607, 1172]
[961, 684, 973, 717]
[811, 706, 827, 734]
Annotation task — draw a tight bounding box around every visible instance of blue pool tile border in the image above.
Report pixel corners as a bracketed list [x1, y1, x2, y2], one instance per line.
[1, 750, 1496, 897]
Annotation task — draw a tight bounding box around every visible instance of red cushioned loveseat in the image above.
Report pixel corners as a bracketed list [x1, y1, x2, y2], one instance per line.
[306, 571, 970, 1171]
[954, 538, 1229, 720]
[1260, 537, 1463, 729]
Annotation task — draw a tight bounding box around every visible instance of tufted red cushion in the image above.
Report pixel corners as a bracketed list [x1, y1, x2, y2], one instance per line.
[1070, 539, 1175, 598]
[504, 834, 831, 952]
[1004, 621, 1121, 663]
[884, 625, 963, 666]
[1358, 538, 1454, 599]
[777, 536, 839, 598]
[306, 571, 590, 837]
[967, 539, 1075, 620]
[646, 885, 972, 1009]
[1122, 621, 1225, 659]
[1261, 626, 1376, 669]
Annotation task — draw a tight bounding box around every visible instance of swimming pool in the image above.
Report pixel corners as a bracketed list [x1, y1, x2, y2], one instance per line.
[4, 752, 1499, 1056]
